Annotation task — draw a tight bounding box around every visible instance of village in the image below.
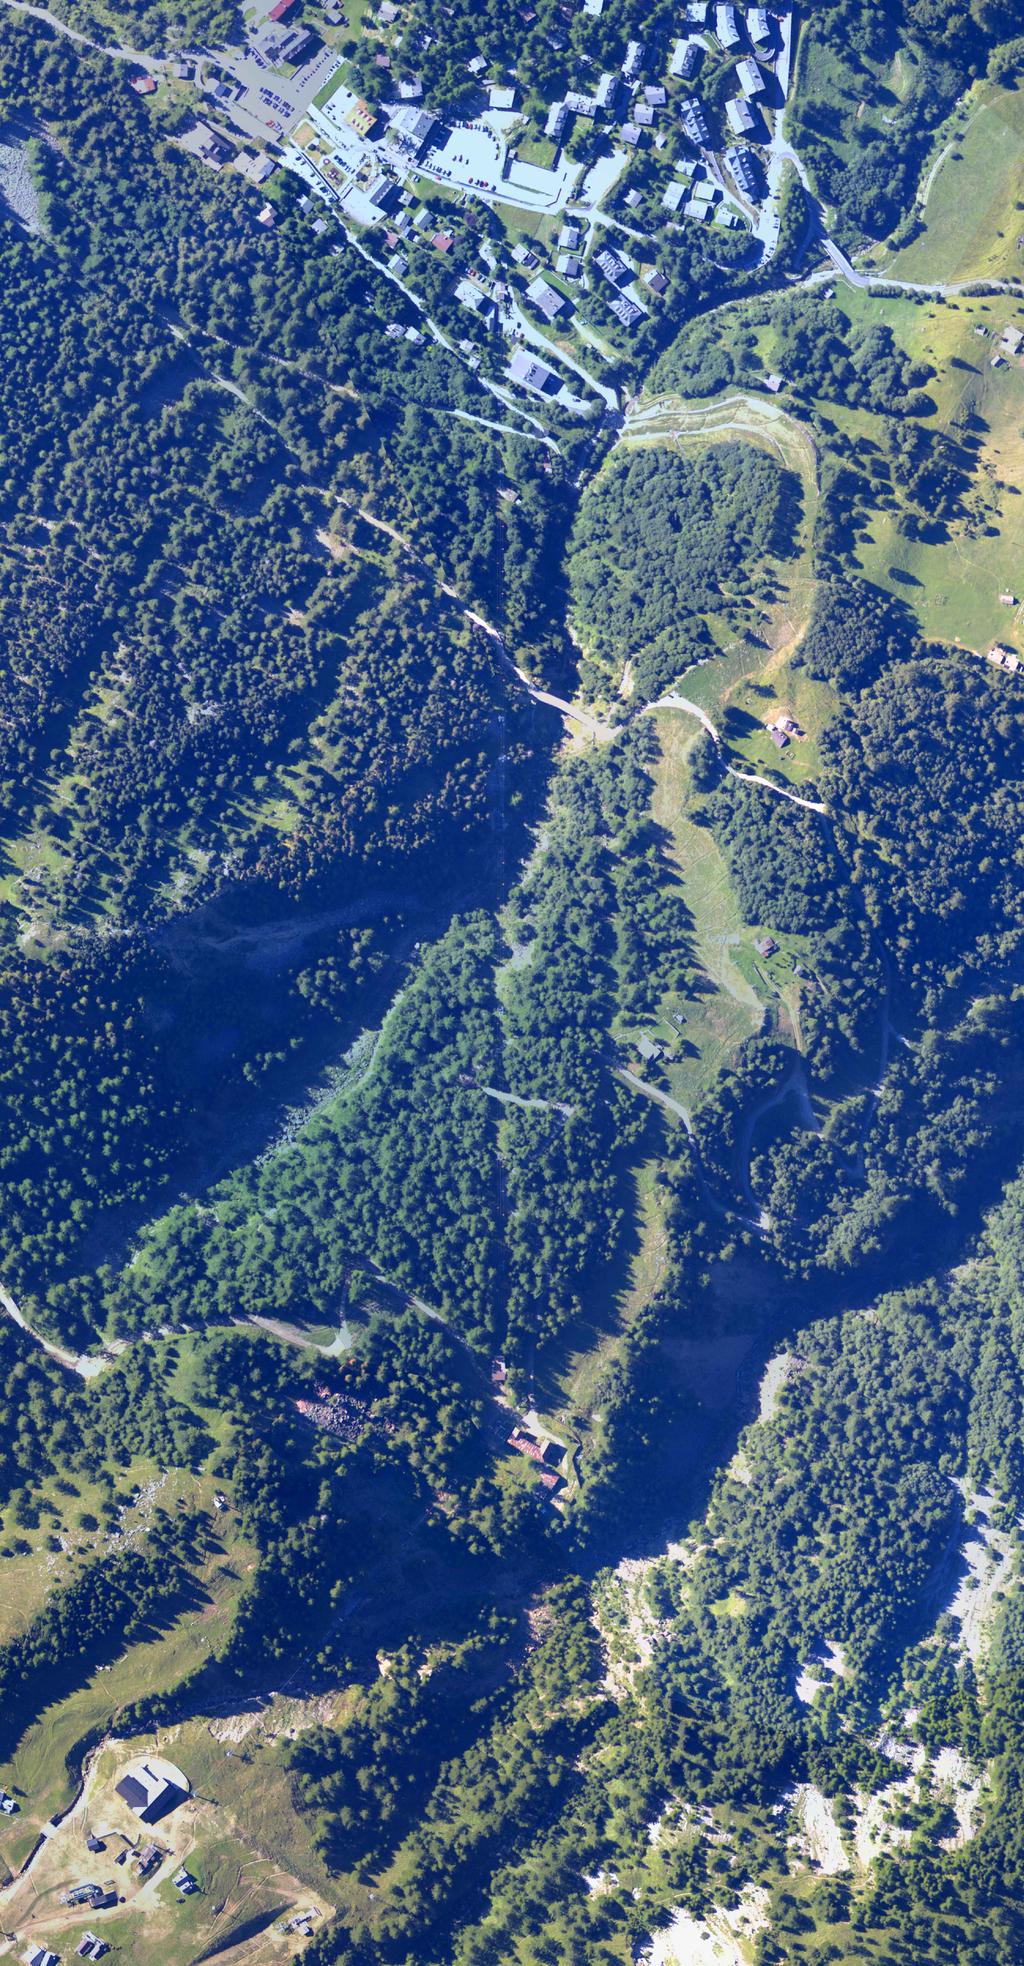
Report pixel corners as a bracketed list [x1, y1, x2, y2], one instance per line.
[0, 1748, 325, 1966]
[130, 0, 799, 416]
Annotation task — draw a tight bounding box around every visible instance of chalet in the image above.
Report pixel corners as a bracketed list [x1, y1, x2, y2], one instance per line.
[545, 99, 570, 141]
[526, 276, 567, 321]
[172, 59, 195, 78]
[489, 84, 517, 110]
[268, 0, 298, 17]
[130, 73, 157, 95]
[769, 726, 789, 749]
[670, 37, 701, 79]
[398, 75, 424, 101]
[622, 39, 644, 81]
[86, 1835, 105, 1853]
[684, 0, 708, 17]
[736, 55, 765, 95]
[565, 89, 599, 117]
[556, 252, 582, 279]
[716, 3, 742, 48]
[764, 372, 785, 392]
[637, 1033, 661, 1062]
[621, 120, 643, 144]
[1000, 592, 1017, 606]
[632, 104, 654, 127]
[26, 1948, 60, 1966]
[558, 220, 582, 249]
[746, 5, 773, 45]
[680, 97, 712, 145]
[137, 1843, 163, 1875]
[661, 179, 687, 211]
[755, 936, 778, 958]
[726, 95, 757, 136]
[596, 71, 621, 111]
[508, 348, 559, 394]
[725, 144, 760, 196]
[455, 276, 492, 316]
[644, 83, 667, 106]
[594, 245, 631, 286]
[624, 186, 642, 207]
[999, 323, 1024, 355]
[644, 267, 668, 293]
[608, 292, 644, 327]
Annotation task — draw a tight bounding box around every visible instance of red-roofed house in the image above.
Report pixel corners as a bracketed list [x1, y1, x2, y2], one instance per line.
[268, 0, 298, 20]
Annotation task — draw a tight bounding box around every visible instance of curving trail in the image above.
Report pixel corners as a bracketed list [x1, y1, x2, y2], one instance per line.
[1, 0, 171, 68]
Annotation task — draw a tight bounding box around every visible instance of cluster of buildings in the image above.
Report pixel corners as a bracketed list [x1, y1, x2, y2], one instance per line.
[507, 1425, 564, 1494]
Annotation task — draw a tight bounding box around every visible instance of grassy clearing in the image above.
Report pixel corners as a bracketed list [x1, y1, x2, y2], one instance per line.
[884, 82, 1024, 287]
[835, 288, 1024, 653]
[0, 1526, 253, 1860]
[648, 715, 763, 1111]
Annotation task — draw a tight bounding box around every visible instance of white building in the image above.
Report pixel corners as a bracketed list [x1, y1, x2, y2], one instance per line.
[746, 6, 772, 46]
[736, 56, 765, 95]
[726, 95, 757, 135]
[716, 4, 742, 49]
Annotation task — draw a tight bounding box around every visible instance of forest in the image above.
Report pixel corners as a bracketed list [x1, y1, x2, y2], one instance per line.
[1, 1, 1024, 1964]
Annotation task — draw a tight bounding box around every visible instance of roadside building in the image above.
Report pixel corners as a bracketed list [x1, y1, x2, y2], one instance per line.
[726, 94, 757, 135]
[746, 5, 773, 45]
[661, 179, 687, 211]
[178, 120, 234, 168]
[526, 275, 568, 321]
[130, 73, 157, 95]
[545, 99, 570, 141]
[345, 98, 379, 139]
[736, 55, 765, 95]
[594, 245, 631, 285]
[595, 70, 621, 111]
[644, 267, 668, 293]
[725, 143, 760, 196]
[488, 84, 517, 110]
[508, 348, 559, 394]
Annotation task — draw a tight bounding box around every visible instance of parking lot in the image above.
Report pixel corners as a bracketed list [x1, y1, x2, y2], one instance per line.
[211, 39, 340, 146]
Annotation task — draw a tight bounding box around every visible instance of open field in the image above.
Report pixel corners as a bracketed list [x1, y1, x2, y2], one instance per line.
[647, 716, 764, 1111]
[0, 1516, 254, 1871]
[883, 82, 1024, 288]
